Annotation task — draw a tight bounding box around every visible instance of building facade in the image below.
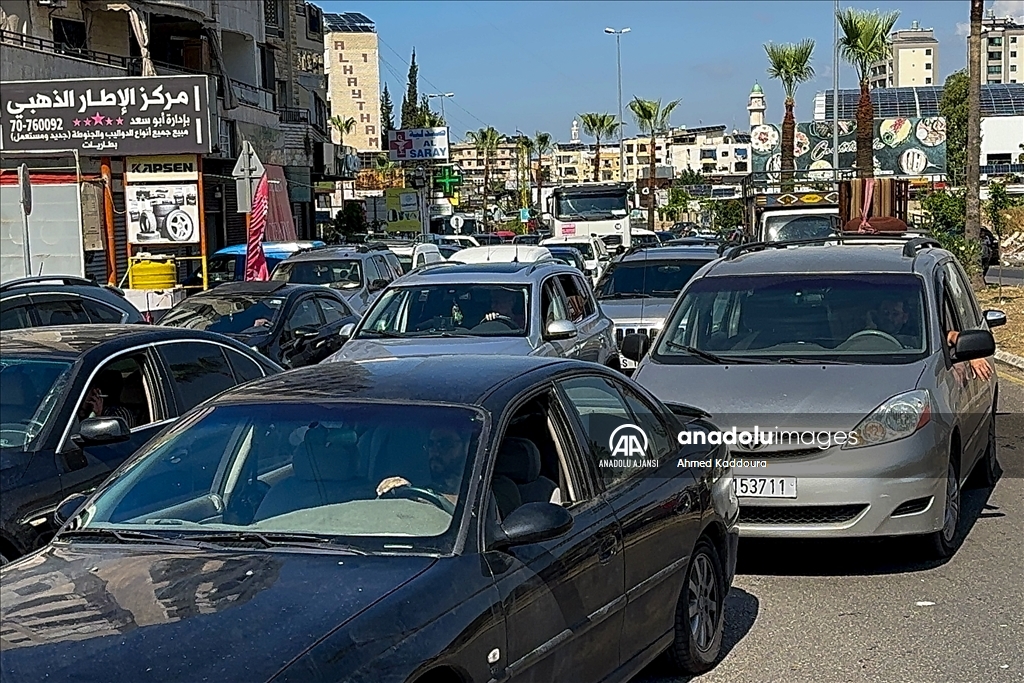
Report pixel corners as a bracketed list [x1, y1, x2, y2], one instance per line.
[668, 126, 751, 177]
[981, 11, 1023, 85]
[324, 12, 382, 153]
[869, 22, 938, 89]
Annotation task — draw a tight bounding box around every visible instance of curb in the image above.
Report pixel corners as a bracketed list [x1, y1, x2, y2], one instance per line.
[995, 350, 1024, 371]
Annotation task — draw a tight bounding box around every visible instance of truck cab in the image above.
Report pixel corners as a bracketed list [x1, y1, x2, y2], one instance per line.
[547, 182, 633, 247]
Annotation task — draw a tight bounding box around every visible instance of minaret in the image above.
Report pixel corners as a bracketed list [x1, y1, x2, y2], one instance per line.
[747, 82, 766, 129]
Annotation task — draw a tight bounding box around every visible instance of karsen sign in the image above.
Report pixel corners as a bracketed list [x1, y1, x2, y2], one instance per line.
[387, 127, 449, 161]
[125, 155, 199, 182]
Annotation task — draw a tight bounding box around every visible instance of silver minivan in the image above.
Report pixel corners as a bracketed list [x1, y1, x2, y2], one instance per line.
[622, 236, 1005, 559]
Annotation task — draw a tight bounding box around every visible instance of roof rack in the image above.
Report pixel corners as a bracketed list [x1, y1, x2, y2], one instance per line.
[722, 233, 941, 261]
[0, 275, 98, 292]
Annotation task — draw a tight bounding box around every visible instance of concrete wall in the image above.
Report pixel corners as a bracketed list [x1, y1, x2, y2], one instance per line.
[214, 0, 264, 43]
[0, 42, 126, 81]
[325, 31, 381, 152]
[981, 116, 1024, 162]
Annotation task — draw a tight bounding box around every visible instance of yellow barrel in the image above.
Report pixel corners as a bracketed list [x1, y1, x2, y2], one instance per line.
[129, 258, 176, 290]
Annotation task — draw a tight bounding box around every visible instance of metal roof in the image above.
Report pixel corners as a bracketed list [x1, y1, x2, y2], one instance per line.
[323, 12, 375, 33]
[817, 83, 1024, 119]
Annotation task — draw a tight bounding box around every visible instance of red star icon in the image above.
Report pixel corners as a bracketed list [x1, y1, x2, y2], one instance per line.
[72, 119, 81, 126]
[91, 112, 105, 125]
[115, 117, 124, 125]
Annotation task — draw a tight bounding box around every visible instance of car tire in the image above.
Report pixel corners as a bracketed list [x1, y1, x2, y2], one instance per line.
[666, 538, 726, 675]
[969, 403, 999, 488]
[925, 457, 961, 560]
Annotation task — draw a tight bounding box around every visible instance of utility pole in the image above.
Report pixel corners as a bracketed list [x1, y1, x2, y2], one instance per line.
[427, 93, 454, 122]
[605, 28, 630, 179]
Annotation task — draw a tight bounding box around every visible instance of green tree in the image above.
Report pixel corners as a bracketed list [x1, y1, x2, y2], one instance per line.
[675, 169, 706, 186]
[330, 202, 367, 243]
[417, 94, 444, 127]
[533, 131, 553, 211]
[939, 71, 968, 187]
[837, 8, 900, 178]
[579, 113, 618, 182]
[380, 83, 394, 149]
[921, 189, 966, 234]
[764, 39, 815, 187]
[329, 115, 356, 147]
[465, 126, 504, 228]
[628, 97, 681, 230]
[704, 198, 745, 234]
[400, 49, 419, 129]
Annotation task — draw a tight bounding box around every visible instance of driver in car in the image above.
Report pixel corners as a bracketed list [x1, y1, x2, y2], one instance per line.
[482, 288, 525, 329]
[375, 426, 469, 505]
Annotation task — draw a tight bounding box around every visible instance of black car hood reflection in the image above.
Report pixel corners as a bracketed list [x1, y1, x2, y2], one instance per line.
[0, 544, 436, 683]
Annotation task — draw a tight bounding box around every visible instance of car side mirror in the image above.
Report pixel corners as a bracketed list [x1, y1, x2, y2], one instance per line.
[983, 309, 1007, 328]
[621, 333, 651, 363]
[599, 254, 611, 261]
[368, 278, 388, 292]
[952, 329, 996, 363]
[544, 319, 577, 341]
[339, 322, 355, 341]
[292, 325, 319, 340]
[71, 416, 130, 447]
[494, 502, 573, 549]
[54, 492, 90, 527]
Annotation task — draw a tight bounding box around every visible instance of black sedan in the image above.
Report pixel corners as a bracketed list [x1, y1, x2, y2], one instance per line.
[0, 325, 281, 565]
[0, 355, 738, 682]
[159, 281, 359, 368]
[1, 275, 145, 329]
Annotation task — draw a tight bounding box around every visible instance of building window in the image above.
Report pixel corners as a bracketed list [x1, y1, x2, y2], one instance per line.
[925, 77, 932, 84]
[1011, 36, 1017, 44]
[639, 144, 647, 152]
[734, 161, 748, 172]
[925, 48, 932, 55]
[625, 144, 634, 152]
[1012, 51, 1018, 58]
[925, 62, 932, 70]
[307, 6, 323, 37]
[1012, 65, 1018, 72]
[52, 18, 87, 52]
[988, 65, 1003, 74]
[989, 51, 1003, 61]
[989, 37, 1003, 47]
[626, 156, 634, 165]
[265, 0, 280, 26]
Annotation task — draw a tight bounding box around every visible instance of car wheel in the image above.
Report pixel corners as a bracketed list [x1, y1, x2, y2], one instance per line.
[925, 457, 961, 559]
[666, 538, 725, 674]
[969, 403, 999, 488]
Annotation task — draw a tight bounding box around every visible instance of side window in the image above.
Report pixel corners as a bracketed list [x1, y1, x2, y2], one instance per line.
[284, 297, 322, 332]
[0, 297, 34, 330]
[159, 342, 238, 414]
[363, 257, 381, 283]
[415, 253, 426, 268]
[225, 348, 266, 383]
[618, 384, 677, 459]
[943, 262, 980, 329]
[315, 295, 350, 324]
[33, 297, 91, 326]
[375, 256, 396, 281]
[559, 375, 636, 489]
[82, 298, 126, 323]
[75, 353, 157, 434]
[557, 274, 592, 323]
[541, 278, 569, 324]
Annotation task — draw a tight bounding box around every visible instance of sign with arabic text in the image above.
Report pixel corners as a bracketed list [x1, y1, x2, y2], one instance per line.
[750, 118, 946, 177]
[387, 127, 449, 161]
[1, 75, 212, 156]
[125, 155, 199, 182]
[385, 187, 422, 232]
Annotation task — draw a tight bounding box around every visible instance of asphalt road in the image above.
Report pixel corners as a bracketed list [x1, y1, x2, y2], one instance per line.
[986, 267, 1024, 287]
[634, 363, 1024, 683]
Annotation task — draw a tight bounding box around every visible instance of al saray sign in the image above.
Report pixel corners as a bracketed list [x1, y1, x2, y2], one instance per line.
[387, 127, 449, 161]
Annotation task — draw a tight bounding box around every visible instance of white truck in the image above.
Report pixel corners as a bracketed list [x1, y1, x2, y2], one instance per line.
[756, 206, 841, 243]
[547, 182, 634, 248]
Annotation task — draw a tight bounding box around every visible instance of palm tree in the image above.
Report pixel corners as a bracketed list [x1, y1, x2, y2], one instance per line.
[629, 97, 681, 231]
[516, 136, 534, 210]
[764, 40, 815, 187]
[837, 8, 900, 178]
[533, 131, 553, 212]
[966, 0, 984, 284]
[465, 126, 503, 228]
[579, 113, 618, 182]
[329, 115, 357, 147]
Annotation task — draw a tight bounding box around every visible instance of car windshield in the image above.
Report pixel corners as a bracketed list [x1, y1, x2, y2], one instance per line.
[764, 215, 837, 242]
[207, 255, 236, 284]
[75, 402, 483, 552]
[161, 296, 285, 334]
[272, 259, 363, 289]
[0, 357, 73, 448]
[359, 284, 530, 338]
[632, 234, 660, 247]
[396, 254, 414, 273]
[551, 242, 593, 259]
[655, 274, 928, 363]
[555, 191, 628, 219]
[550, 251, 583, 269]
[597, 260, 707, 299]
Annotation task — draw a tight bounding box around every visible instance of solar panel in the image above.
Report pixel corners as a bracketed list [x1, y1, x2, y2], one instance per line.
[323, 12, 376, 33]
[819, 84, 1024, 119]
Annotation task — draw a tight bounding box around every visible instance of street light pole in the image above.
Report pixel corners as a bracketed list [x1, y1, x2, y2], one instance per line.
[427, 93, 454, 123]
[605, 28, 630, 180]
[832, 0, 840, 176]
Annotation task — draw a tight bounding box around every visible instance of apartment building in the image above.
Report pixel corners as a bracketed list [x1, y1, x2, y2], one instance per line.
[981, 11, 1023, 85]
[668, 126, 751, 176]
[869, 21, 938, 89]
[0, 0, 353, 283]
[324, 12, 382, 152]
[622, 137, 667, 182]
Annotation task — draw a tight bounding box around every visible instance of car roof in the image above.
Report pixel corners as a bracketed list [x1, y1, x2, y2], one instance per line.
[186, 281, 326, 297]
[213, 241, 324, 257]
[620, 245, 721, 262]
[450, 245, 552, 264]
[541, 236, 599, 245]
[0, 324, 250, 359]
[216, 355, 577, 406]
[392, 260, 574, 285]
[280, 246, 381, 263]
[706, 241, 944, 277]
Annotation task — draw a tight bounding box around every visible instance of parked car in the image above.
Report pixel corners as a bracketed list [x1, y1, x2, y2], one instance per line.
[596, 245, 722, 372]
[0, 325, 281, 564]
[183, 241, 325, 289]
[448, 244, 553, 264]
[159, 281, 359, 368]
[327, 261, 619, 368]
[630, 228, 662, 249]
[512, 233, 541, 245]
[0, 355, 738, 681]
[541, 235, 612, 284]
[623, 234, 1006, 558]
[545, 245, 589, 275]
[269, 244, 402, 314]
[472, 233, 503, 246]
[1, 276, 145, 330]
[387, 242, 444, 273]
[437, 244, 463, 260]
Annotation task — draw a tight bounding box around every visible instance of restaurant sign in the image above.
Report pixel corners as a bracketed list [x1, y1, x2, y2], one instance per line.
[1, 75, 212, 156]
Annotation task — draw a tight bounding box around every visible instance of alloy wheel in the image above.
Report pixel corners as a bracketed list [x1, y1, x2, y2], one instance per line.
[688, 552, 720, 652]
[942, 460, 960, 544]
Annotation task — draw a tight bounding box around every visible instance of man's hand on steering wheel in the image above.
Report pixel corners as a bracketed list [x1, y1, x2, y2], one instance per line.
[484, 311, 512, 322]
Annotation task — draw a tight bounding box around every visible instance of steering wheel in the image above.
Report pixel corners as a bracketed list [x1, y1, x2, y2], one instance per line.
[379, 485, 455, 514]
[842, 329, 902, 348]
[475, 316, 518, 330]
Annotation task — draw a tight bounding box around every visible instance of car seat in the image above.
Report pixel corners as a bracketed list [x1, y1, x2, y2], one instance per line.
[48, 309, 79, 325]
[494, 437, 557, 505]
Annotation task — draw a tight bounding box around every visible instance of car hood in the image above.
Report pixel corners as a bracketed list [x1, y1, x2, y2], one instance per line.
[633, 360, 928, 430]
[0, 544, 435, 683]
[598, 298, 675, 326]
[328, 336, 534, 361]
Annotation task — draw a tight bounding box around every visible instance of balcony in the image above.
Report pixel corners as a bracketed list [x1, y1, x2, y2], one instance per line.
[231, 80, 275, 111]
[1, 29, 128, 81]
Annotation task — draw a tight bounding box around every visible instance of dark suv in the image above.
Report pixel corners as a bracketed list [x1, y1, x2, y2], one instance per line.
[270, 244, 403, 314]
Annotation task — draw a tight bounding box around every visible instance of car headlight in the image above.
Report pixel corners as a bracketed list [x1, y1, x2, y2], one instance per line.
[843, 389, 931, 449]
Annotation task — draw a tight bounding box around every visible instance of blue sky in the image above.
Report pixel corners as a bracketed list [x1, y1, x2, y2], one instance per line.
[320, 1, 1022, 142]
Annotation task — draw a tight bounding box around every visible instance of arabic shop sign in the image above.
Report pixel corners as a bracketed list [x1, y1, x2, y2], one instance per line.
[387, 127, 450, 162]
[1, 75, 212, 156]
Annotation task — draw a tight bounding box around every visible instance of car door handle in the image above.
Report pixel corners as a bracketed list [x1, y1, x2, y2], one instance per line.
[598, 535, 618, 563]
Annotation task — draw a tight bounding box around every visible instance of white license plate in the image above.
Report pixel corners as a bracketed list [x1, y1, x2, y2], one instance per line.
[733, 477, 797, 498]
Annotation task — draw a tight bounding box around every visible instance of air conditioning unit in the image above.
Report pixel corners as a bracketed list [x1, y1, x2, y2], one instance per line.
[37, 0, 69, 7]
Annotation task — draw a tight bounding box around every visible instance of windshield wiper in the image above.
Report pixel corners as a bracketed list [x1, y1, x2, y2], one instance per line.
[663, 341, 769, 365]
[56, 528, 217, 550]
[361, 329, 404, 338]
[178, 531, 368, 554]
[774, 357, 858, 365]
[598, 292, 652, 299]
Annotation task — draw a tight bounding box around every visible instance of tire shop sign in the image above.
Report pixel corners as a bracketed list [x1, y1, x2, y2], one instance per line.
[0, 75, 212, 155]
[125, 155, 200, 183]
